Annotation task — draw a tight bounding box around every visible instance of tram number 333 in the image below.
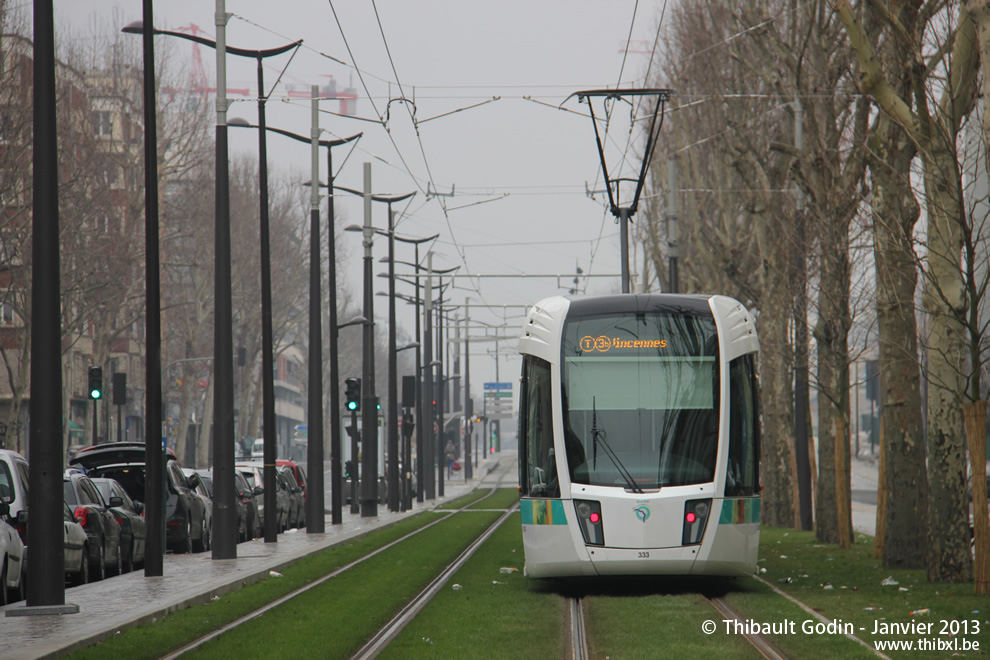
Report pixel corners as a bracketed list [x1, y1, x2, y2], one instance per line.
[638, 552, 650, 559]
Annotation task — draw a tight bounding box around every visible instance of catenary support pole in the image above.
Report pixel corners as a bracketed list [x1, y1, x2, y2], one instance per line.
[212, 0, 237, 560]
[306, 86, 325, 533]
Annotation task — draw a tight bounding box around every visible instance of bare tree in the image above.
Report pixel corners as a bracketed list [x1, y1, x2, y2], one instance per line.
[838, 0, 979, 582]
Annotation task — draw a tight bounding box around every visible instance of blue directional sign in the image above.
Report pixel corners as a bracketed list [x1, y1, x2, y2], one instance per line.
[484, 382, 512, 391]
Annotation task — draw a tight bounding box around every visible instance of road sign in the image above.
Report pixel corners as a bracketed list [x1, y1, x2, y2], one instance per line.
[484, 382, 512, 391]
[484, 392, 513, 398]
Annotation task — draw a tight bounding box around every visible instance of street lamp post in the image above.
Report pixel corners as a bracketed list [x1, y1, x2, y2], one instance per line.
[384, 256, 455, 504]
[123, 13, 301, 558]
[339, 185, 415, 514]
[230, 119, 360, 527]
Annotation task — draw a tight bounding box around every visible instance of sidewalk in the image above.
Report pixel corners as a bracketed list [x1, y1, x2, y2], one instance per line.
[0, 456, 507, 660]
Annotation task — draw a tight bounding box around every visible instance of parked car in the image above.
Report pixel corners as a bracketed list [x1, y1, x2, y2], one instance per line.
[0, 449, 30, 545]
[276, 459, 307, 503]
[236, 462, 289, 532]
[251, 439, 265, 460]
[0, 500, 25, 605]
[180, 468, 212, 551]
[235, 471, 263, 540]
[91, 477, 146, 572]
[276, 466, 304, 529]
[63, 501, 88, 587]
[63, 471, 123, 581]
[68, 442, 207, 554]
[186, 468, 248, 543]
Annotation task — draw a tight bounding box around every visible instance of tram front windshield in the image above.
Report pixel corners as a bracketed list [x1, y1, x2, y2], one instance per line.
[561, 310, 719, 489]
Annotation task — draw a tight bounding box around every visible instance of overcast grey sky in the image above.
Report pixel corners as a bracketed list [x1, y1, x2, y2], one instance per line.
[57, 0, 662, 399]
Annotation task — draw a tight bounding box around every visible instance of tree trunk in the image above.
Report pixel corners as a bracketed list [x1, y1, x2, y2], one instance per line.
[814, 212, 852, 544]
[196, 372, 215, 468]
[758, 253, 796, 527]
[922, 146, 974, 583]
[870, 120, 928, 569]
[964, 401, 989, 593]
[174, 375, 194, 466]
[834, 415, 852, 548]
[874, 420, 887, 558]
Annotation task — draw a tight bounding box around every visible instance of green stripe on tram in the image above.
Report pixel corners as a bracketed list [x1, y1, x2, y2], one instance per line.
[718, 497, 760, 524]
[520, 499, 568, 525]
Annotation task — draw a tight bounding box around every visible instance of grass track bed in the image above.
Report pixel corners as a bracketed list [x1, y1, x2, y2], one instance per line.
[68, 513, 444, 659]
[437, 490, 489, 510]
[381, 512, 564, 659]
[585, 590, 762, 659]
[185, 511, 502, 658]
[468, 487, 520, 510]
[727, 527, 990, 659]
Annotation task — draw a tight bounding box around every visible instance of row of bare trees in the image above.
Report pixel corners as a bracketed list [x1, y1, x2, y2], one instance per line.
[638, 0, 990, 589]
[0, 9, 390, 471]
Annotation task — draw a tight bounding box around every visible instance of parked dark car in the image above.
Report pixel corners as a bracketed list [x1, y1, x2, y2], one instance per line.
[235, 471, 263, 540]
[186, 468, 247, 543]
[276, 459, 307, 503]
[236, 462, 289, 532]
[91, 477, 146, 572]
[276, 466, 304, 529]
[68, 442, 207, 554]
[181, 468, 212, 551]
[63, 471, 123, 580]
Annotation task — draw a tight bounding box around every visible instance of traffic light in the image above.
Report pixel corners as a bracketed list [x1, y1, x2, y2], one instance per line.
[88, 366, 103, 400]
[344, 460, 355, 478]
[376, 397, 381, 411]
[345, 377, 361, 412]
[402, 410, 415, 436]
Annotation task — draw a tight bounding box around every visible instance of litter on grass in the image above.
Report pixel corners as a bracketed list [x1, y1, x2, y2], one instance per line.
[881, 576, 899, 586]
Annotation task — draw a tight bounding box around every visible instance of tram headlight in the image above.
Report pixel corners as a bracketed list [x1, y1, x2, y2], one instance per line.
[682, 498, 712, 546]
[573, 499, 604, 546]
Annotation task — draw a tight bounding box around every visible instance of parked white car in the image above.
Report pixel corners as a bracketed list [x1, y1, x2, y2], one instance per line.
[63, 502, 89, 587]
[0, 500, 25, 605]
[0, 449, 29, 533]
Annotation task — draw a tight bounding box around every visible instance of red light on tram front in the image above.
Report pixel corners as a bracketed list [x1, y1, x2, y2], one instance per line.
[686, 512, 697, 524]
[589, 512, 600, 524]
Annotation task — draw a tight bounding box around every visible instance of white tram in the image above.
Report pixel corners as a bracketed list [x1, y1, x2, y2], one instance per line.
[517, 294, 761, 578]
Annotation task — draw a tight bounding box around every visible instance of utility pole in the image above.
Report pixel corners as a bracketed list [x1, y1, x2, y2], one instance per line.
[212, 0, 237, 560]
[464, 299, 473, 480]
[792, 97, 812, 532]
[360, 163, 378, 517]
[423, 253, 435, 499]
[305, 86, 325, 533]
[666, 155, 679, 293]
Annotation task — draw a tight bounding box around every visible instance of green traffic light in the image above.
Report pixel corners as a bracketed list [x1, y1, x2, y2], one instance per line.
[347, 401, 357, 411]
[90, 389, 102, 399]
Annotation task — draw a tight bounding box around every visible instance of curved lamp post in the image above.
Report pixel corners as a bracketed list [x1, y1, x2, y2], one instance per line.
[229, 118, 360, 528]
[123, 16, 301, 559]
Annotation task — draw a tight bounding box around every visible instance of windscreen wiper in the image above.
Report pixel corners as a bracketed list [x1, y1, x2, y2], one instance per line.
[591, 398, 643, 494]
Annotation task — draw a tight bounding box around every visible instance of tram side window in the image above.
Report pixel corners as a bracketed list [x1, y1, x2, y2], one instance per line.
[521, 355, 559, 498]
[725, 354, 760, 497]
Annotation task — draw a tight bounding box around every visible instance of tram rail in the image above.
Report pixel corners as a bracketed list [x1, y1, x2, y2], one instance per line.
[162, 466, 512, 658]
